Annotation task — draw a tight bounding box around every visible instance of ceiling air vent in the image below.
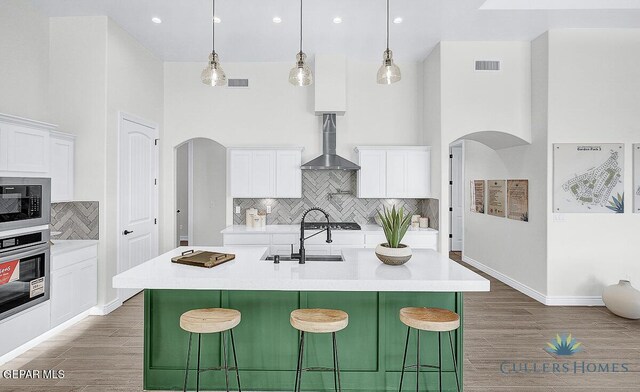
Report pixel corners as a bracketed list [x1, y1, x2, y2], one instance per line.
[475, 60, 501, 71]
[228, 78, 249, 88]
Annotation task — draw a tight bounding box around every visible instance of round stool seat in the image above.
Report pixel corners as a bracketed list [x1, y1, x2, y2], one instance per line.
[399, 307, 460, 332]
[290, 309, 349, 333]
[180, 308, 241, 334]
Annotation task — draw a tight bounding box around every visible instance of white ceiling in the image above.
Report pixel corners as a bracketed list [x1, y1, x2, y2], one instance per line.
[30, 0, 640, 62]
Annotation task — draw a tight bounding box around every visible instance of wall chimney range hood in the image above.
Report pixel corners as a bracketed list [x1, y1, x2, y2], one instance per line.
[301, 114, 360, 171]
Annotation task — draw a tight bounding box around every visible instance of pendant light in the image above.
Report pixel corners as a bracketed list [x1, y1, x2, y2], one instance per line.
[377, 0, 401, 84]
[289, 0, 313, 86]
[201, 0, 227, 86]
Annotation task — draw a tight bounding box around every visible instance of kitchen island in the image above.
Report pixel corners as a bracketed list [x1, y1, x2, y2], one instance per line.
[113, 247, 489, 391]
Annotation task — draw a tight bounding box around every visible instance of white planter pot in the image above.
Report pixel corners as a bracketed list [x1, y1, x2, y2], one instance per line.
[375, 243, 412, 266]
[602, 280, 640, 320]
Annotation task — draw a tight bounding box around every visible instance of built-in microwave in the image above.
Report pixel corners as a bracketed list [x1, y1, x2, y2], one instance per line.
[0, 229, 50, 321]
[0, 178, 50, 231]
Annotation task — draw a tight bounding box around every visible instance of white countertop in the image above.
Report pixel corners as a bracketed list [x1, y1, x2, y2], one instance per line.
[221, 224, 438, 234]
[50, 240, 99, 256]
[112, 247, 488, 292]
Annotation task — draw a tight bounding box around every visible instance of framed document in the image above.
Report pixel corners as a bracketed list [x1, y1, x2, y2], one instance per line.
[553, 144, 624, 213]
[507, 180, 529, 222]
[470, 180, 485, 213]
[488, 180, 506, 217]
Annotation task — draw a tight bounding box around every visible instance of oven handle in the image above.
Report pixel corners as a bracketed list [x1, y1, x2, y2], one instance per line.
[0, 243, 49, 263]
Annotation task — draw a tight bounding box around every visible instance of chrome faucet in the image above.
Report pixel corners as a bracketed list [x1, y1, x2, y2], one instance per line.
[291, 207, 332, 264]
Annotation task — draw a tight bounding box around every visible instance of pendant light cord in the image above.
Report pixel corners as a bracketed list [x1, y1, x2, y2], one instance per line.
[299, 0, 303, 53]
[386, 0, 390, 50]
[212, 0, 216, 53]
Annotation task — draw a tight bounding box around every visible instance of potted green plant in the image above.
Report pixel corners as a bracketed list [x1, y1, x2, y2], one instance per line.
[375, 206, 412, 265]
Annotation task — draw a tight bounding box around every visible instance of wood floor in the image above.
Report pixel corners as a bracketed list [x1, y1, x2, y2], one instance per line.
[1, 253, 638, 391]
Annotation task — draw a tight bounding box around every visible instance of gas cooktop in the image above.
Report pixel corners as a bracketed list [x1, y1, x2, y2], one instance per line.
[303, 222, 362, 231]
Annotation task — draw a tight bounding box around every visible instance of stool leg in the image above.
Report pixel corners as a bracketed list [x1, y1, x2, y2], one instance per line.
[230, 329, 242, 392]
[438, 332, 442, 392]
[399, 326, 410, 391]
[183, 332, 193, 392]
[332, 332, 342, 392]
[222, 330, 230, 392]
[448, 332, 461, 392]
[415, 329, 420, 392]
[196, 334, 202, 392]
[294, 331, 305, 392]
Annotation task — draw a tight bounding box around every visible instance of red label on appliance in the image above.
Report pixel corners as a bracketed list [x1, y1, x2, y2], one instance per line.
[0, 260, 20, 285]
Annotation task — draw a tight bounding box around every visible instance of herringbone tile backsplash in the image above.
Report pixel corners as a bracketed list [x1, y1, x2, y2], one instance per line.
[234, 171, 439, 229]
[51, 201, 99, 240]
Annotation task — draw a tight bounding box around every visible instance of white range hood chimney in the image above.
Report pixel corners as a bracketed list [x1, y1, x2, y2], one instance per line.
[314, 54, 347, 115]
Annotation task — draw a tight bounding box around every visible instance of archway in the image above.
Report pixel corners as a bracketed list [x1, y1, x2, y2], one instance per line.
[175, 138, 227, 247]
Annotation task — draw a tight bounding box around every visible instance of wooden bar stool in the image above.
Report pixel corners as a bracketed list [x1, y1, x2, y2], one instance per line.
[398, 307, 461, 392]
[180, 308, 242, 392]
[290, 308, 349, 392]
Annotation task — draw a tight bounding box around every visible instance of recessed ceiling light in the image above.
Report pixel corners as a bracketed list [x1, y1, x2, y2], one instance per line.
[273, 16, 282, 23]
[213, 16, 221, 23]
[393, 17, 403, 24]
[151, 17, 162, 24]
[333, 17, 343, 24]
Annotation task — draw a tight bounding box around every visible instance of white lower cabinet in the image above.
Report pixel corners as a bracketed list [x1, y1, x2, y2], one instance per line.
[50, 245, 98, 328]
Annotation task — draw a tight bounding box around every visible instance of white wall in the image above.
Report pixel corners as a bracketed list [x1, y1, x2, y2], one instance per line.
[191, 138, 226, 246]
[50, 16, 163, 308]
[160, 60, 423, 251]
[546, 29, 640, 299]
[0, 0, 50, 121]
[427, 41, 532, 253]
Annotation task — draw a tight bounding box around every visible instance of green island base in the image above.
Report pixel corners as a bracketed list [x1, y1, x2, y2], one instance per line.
[144, 289, 463, 391]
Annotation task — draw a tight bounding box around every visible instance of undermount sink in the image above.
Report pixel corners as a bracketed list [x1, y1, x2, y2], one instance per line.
[263, 255, 344, 262]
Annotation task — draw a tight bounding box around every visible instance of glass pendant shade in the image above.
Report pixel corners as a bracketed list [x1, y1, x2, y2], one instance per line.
[377, 49, 401, 85]
[289, 52, 313, 86]
[201, 52, 227, 86]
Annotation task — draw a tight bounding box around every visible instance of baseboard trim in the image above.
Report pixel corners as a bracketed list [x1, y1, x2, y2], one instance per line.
[544, 296, 605, 306]
[89, 297, 122, 316]
[0, 310, 91, 365]
[179, 235, 188, 241]
[461, 255, 547, 304]
[460, 255, 603, 307]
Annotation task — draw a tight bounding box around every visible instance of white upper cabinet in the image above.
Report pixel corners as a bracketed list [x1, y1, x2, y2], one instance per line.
[357, 149, 387, 198]
[0, 114, 76, 202]
[229, 148, 302, 198]
[276, 150, 302, 198]
[0, 121, 50, 174]
[50, 132, 75, 202]
[356, 146, 431, 199]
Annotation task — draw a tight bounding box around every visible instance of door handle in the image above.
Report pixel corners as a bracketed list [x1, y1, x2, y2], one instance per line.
[123, 230, 134, 235]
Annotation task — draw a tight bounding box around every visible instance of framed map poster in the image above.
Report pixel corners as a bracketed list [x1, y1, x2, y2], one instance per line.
[470, 180, 485, 213]
[634, 144, 640, 213]
[553, 143, 624, 213]
[488, 180, 506, 217]
[507, 179, 529, 221]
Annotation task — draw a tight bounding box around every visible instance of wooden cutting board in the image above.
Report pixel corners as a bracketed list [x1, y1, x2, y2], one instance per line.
[171, 250, 235, 268]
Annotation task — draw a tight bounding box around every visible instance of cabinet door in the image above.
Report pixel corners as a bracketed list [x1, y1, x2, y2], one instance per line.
[50, 136, 75, 202]
[50, 264, 76, 327]
[276, 150, 302, 198]
[386, 151, 407, 198]
[74, 258, 97, 312]
[229, 150, 252, 197]
[6, 124, 50, 173]
[251, 150, 276, 197]
[405, 150, 430, 198]
[357, 150, 387, 198]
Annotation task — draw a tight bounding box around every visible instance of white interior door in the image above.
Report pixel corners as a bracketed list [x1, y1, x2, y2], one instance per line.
[450, 145, 463, 252]
[118, 114, 159, 302]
